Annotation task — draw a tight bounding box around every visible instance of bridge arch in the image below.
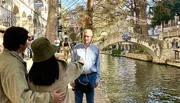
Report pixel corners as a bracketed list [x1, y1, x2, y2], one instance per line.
[98, 33, 163, 57]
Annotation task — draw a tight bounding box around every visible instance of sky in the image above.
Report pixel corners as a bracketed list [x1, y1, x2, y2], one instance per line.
[61, 0, 87, 11]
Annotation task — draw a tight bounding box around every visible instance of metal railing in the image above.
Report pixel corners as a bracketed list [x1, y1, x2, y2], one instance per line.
[0, 6, 16, 27]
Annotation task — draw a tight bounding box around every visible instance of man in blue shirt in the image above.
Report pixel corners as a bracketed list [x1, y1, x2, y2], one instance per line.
[71, 29, 100, 103]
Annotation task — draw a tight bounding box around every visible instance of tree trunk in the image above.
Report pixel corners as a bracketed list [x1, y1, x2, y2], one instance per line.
[134, 0, 140, 20]
[161, 21, 164, 32]
[45, 0, 58, 43]
[140, 0, 148, 36]
[85, 0, 93, 29]
[130, 0, 135, 25]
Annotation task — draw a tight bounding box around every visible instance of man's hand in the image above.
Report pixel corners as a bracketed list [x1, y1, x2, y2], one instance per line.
[78, 60, 84, 65]
[51, 88, 65, 103]
[70, 81, 75, 88]
[94, 82, 99, 88]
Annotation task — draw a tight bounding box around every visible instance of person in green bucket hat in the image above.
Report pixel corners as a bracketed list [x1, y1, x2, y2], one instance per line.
[27, 37, 84, 103]
[0, 27, 62, 103]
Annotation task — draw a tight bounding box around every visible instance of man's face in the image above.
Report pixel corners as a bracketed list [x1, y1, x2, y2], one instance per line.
[20, 41, 28, 52]
[83, 32, 92, 46]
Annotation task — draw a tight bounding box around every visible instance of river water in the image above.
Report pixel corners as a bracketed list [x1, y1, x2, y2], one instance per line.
[99, 54, 180, 103]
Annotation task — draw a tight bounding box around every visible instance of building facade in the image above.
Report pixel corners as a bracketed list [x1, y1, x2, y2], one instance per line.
[0, 0, 48, 37]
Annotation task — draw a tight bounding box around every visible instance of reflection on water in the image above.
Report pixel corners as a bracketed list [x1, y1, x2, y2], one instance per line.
[100, 54, 180, 103]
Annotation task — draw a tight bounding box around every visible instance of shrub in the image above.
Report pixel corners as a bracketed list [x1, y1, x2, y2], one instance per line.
[112, 49, 121, 54]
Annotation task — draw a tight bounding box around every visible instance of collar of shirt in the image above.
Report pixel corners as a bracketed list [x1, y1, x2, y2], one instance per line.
[82, 43, 93, 48]
[3, 49, 26, 67]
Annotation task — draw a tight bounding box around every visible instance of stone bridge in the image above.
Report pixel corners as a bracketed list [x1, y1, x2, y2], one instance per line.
[98, 33, 164, 57]
[96, 26, 180, 63]
[97, 32, 178, 63]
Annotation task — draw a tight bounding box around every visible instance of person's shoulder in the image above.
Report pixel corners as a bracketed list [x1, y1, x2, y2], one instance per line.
[91, 43, 99, 50]
[0, 53, 24, 74]
[74, 43, 83, 48]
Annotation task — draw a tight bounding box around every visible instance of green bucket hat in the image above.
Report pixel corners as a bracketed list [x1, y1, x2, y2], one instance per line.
[31, 37, 57, 62]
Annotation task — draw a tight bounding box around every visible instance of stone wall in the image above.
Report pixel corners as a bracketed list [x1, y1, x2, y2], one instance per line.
[125, 53, 180, 68]
[152, 56, 166, 64]
[166, 60, 180, 68]
[100, 52, 180, 68]
[125, 53, 152, 61]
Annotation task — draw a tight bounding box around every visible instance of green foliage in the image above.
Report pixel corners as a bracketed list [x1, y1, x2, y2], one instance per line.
[151, 0, 180, 28]
[129, 44, 145, 53]
[173, 0, 180, 16]
[151, 1, 171, 27]
[129, 49, 144, 53]
[112, 49, 121, 54]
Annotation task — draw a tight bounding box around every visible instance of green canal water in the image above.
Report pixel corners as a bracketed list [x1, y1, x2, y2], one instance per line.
[99, 54, 180, 103]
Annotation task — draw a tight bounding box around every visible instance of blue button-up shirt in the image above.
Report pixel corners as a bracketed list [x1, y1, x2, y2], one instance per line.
[71, 43, 100, 82]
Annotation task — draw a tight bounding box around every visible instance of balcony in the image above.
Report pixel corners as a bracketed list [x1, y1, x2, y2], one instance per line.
[0, 6, 16, 27]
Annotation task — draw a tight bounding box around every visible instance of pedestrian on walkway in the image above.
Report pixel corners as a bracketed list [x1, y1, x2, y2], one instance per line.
[70, 29, 101, 103]
[54, 36, 61, 53]
[27, 35, 34, 58]
[27, 37, 84, 103]
[0, 26, 62, 103]
[62, 37, 71, 61]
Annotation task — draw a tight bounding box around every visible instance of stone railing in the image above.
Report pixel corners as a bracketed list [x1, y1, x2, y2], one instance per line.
[162, 29, 180, 39]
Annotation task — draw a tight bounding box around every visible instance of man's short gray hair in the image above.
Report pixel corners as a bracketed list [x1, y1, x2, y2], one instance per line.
[83, 29, 93, 36]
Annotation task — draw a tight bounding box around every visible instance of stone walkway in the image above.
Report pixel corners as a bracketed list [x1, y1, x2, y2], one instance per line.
[68, 86, 110, 103]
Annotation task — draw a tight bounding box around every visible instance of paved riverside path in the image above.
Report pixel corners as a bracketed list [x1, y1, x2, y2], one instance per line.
[25, 52, 111, 103]
[68, 85, 110, 103]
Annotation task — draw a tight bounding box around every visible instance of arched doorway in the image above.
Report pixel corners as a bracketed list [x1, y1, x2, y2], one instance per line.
[22, 11, 28, 29]
[13, 5, 20, 26]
